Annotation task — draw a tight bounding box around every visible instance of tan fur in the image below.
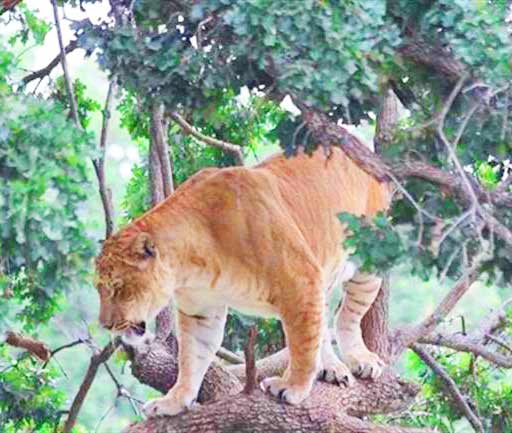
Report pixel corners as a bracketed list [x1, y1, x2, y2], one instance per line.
[95, 147, 390, 416]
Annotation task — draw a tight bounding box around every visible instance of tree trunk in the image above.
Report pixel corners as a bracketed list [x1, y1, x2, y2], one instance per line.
[149, 101, 175, 340]
[362, 276, 391, 360]
[151, 102, 174, 198]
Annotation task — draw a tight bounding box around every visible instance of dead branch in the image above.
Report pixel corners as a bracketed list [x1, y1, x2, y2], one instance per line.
[412, 345, 484, 433]
[63, 339, 120, 433]
[169, 111, 244, 166]
[4, 331, 50, 361]
[217, 346, 244, 364]
[92, 79, 117, 238]
[375, 88, 399, 153]
[418, 333, 512, 368]
[42, 338, 88, 369]
[20, 40, 79, 86]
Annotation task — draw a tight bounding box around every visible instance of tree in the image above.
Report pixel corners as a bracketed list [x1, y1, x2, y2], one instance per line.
[1, 1, 512, 433]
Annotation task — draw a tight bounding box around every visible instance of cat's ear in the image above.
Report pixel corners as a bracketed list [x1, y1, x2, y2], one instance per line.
[131, 232, 157, 259]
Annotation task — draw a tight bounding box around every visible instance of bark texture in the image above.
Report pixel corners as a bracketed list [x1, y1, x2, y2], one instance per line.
[127, 327, 423, 433]
[5, 331, 50, 361]
[362, 277, 391, 360]
[124, 376, 422, 433]
[129, 334, 243, 403]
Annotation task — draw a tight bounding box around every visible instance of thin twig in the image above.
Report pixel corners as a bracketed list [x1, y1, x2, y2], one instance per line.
[63, 339, 120, 433]
[485, 334, 512, 355]
[387, 172, 439, 222]
[92, 79, 117, 238]
[196, 15, 213, 50]
[412, 345, 484, 433]
[20, 40, 79, 86]
[419, 333, 512, 368]
[453, 102, 480, 148]
[43, 338, 87, 368]
[50, 0, 81, 129]
[93, 401, 116, 433]
[402, 265, 480, 347]
[437, 210, 472, 252]
[437, 75, 482, 217]
[169, 111, 244, 166]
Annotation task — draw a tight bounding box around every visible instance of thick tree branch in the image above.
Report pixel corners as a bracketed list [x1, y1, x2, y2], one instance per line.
[125, 396, 431, 433]
[20, 40, 79, 86]
[302, 109, 512, 209]
[3, 330, 50, 361]
[63, 339, 120, 433]
[169, 111, 244, 166]
[412, 345, 484, 433]
[398, 39, 466, 83]
[124, 370, 424, 433]
[128, 331, 422, 433]
[128, 334, 243, 403]
[227, 347, 288, 381]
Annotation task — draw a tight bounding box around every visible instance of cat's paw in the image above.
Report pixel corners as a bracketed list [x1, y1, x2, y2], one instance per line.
[260, 376, 311, 405]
